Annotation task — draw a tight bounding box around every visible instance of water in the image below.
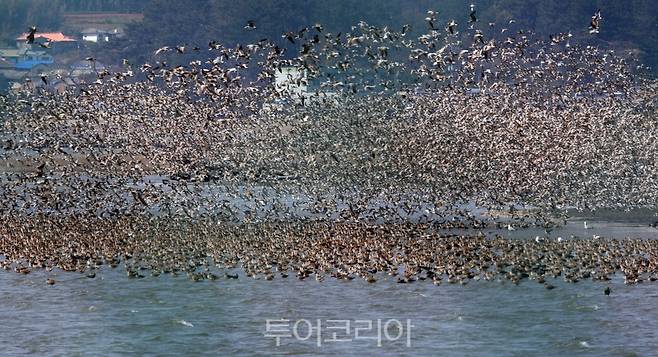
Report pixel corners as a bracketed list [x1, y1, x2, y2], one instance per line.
[1, 262, 657, 356]
[491, 219, 658, 240]
[1, 214, 656, 356]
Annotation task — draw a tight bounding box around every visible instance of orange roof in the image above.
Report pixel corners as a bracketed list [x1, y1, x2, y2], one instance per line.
[16, 32, 76, 42]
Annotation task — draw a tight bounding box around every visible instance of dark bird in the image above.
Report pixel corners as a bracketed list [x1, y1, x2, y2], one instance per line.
[40, 75, 48, 86]
[283, 32, 296, 44]
[447, 20, 457, 34]
[35, 162, 46, 177]
[469, 4, 477, 24]
[26, 26, 37, 44]
[245, 20, 256, 30]
[604, 286, 611, 295]
[426, 10, 437, 30]
[474, 30, 484, 44]
[131, 191, 148, 206]
[589, 9, 602, 34]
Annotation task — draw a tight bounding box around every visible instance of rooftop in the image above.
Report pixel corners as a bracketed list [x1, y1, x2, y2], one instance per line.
[16, 32, 77, 42]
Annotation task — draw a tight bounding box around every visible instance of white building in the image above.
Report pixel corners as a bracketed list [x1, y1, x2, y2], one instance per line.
[81, 28, 109, 43]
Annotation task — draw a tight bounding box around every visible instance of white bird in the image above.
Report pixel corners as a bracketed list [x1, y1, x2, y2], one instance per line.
[583, 221, 590, 229]
[176, 320, 194, 327]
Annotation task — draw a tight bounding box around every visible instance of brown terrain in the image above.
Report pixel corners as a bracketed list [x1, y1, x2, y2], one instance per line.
[62, 12, 144, 32]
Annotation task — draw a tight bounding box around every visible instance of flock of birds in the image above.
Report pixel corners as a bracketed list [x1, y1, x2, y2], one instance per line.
[1, 218, 656, 290]
[0, 7, 657, 288]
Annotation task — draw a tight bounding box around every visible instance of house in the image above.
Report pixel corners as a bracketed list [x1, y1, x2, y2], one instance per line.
[0, 48, 53, 70]
[81, 28, 109, 43]
[108, 27, 125, 39]
[15, 32, 77, 49]
[0, 48, 24, 66]
[16, 51, 53, 70]
[81, 27, 124, 43]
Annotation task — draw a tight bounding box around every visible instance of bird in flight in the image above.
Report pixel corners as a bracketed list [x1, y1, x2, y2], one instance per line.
[282, 31, 296, 44]
[589, 10, 602, 34]
[426, 10, 438, 30]
[469, 4, 477, 24]
[26, 26, 37, 44]
[245, 20, 256, 30]
[447, 20, 457, 35]
[155, 46, 170, 55]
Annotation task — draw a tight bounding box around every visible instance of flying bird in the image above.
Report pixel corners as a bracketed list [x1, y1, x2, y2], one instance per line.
[589, 9, 602, 34]
[447, 20, 457, 34]
[155, 46, 170, 55]
[469, 4, 477, 24]
[283, 32, 296, 44]
[245, 20, 256, 30]
[426, 10, 438, 30]
[26, 26, 37, 44]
